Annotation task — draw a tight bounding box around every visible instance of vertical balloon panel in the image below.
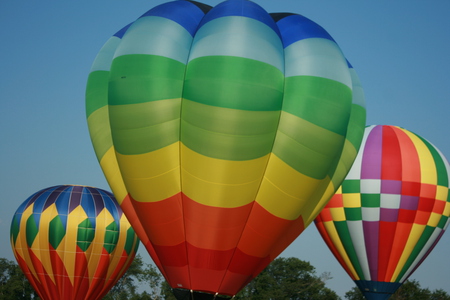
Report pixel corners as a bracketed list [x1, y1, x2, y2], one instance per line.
[315, 125, 450, 300]
[86, 0, 366, 297]
[10, 185, 139, 300]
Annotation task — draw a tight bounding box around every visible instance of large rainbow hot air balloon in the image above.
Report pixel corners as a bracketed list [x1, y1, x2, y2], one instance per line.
[315, 125, 450, 300]
[10, 185, 139, 300]
[85, 0, 366, 298]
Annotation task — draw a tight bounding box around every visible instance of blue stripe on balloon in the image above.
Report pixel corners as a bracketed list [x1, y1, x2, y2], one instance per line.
[198, 0, 280, 38]
[114, 23, 132, 39]
[54, 186, 71, 217]
[81, 189, 96, 227]
[275, 14, 335, 48]
[139, 0, 207, 37]
[101, 189, 121, 221]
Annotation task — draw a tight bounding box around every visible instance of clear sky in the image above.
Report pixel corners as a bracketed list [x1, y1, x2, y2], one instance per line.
[1, 0, 449, 298]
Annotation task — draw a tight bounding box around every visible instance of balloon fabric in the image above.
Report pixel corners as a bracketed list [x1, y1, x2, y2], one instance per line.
[86, 0, 366, 297]
[315, 125, 450, 300]
[10, 185, 139, 300]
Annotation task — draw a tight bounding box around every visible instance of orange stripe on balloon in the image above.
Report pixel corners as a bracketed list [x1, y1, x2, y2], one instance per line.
[183, 195, 253, 251]
[130, 193, 185, 246]
[392, 127, 421, 183]
[121, 194, 168, 280]
[236, 201, 304, 258]
[383, 221, 413, 281]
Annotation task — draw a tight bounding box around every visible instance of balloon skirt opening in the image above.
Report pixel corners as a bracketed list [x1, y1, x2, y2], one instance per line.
[172, 288, 233, 300]
[355, 280, 402, 300]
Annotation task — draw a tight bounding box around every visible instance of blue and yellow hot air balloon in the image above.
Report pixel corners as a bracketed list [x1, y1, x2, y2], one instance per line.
[86, 0, 366, 298]
[315, 125, 450, 300]
[10, 185, 139, 300]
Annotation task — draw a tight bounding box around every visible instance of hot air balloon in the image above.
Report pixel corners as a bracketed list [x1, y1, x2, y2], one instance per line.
[315, 125, 450, 300]
[10, 185, 139, 300]
[85, 0, 366, 298]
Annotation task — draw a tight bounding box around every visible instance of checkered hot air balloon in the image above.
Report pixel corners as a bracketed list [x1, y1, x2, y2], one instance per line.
[85, 0, 366, 298]
[10, 185, 139, 300]
[315, 125, 450, 300]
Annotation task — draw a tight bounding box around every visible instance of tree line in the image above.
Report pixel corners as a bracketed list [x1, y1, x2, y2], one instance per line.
[1, 256, 448, 300]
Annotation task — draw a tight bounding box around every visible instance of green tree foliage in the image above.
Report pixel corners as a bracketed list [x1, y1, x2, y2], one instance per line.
[0, 258, 39, 300]
[236, 257, 339, 300]
[344, 280, 450, 300]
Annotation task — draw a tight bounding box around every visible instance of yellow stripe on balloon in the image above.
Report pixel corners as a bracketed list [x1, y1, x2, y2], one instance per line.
[303, 178, 335, 226]
[256, 154, 323, 220]
[35, 203, 58, 284]
[436, 185, 448, 201]
[391, 223, 426, 280]
[116, 142, 181, 202]
[59, 205, 88, 285]
[87, 208, 112, 283]
[343, 194, 361, 208]
[99, 146, 127, 204]
[323, 221, 360, 280]
[330, 207, 347, 222]
[403, 129, 437, 185]
[444, 202, 450, 217]
[181, 144, 269, 208]
[428, 212, 443, 227]
[105, 214, 128, 281]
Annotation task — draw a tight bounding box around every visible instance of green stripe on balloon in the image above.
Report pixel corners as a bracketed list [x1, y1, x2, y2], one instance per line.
[85, 71, 109, 117]
[109, 55, 185, 105]
[109, 99, 181, 155]
[10, 215, 20, 245]
[334, 221, 366, 281]
[49, 216, 66, 249]
[283, 76, 351, 136]
[77, 219, 95, 252]
[342, 180, 361, 193]
[181, 101, 279, 160]
[183, 56, 284, 111]
[437, 216, 448, 229]
[346, 105, 366, 149]
[25, 215, 39, 247]
[104, 222, 119, 254]
[124, 227, 138, 255]
[419, 135, 449, 187]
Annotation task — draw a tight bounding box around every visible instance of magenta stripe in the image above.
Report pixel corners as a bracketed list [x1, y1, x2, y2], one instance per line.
[363, 220, 379, 280]
[361, 126, 383, 179]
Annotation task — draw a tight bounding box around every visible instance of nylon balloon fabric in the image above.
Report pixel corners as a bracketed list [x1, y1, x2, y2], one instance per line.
[315, 125, 450, 300]
[10, 185, 139, 300]
[86, 0, 366, 297]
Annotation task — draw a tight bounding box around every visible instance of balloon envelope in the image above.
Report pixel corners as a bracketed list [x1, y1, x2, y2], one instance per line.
[86, 0, 366, 297]
[10, 185, 139, 300]
[315, 125, 450, 300]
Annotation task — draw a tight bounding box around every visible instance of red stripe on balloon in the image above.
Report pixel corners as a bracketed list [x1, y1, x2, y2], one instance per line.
[15, 252, 53, 300]
[49, 245, 73, 300]
[73, 245, 90, 300]
[86, 248, 111, 300]
[378, 220, 397, 281]
[381, 125, 402, 181]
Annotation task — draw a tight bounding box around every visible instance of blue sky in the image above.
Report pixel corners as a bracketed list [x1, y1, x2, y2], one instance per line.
[1, 0, 449, 298]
